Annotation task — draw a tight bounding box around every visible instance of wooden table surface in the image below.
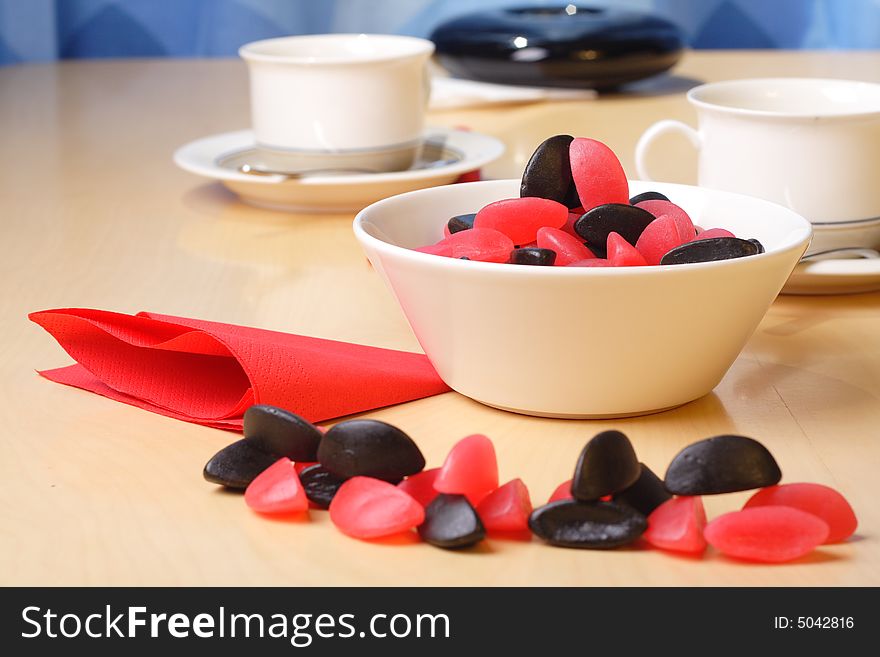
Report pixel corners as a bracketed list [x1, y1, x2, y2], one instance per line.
[2, 51, 879, 586]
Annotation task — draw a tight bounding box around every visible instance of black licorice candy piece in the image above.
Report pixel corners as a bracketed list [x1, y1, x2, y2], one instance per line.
[574, 203, 655, 251]
[509, 247, 557, 266]
[520, 134, 575, 205]
[629, 190, 670, 205]
[447, 213, 476, 234]
[664, 435, 782, 495]
[203, 439, 279, 490]
[612, 463, 672, 515]
[528, 500, 647, 549]
[571, 430, 641, 501]
[660, 237, 759, 265]
[318, 419, 425, 482]
[243, 404, 323, 462]
[748, 238, 765, 254]
[299, 464, 347, 508]
[418, 494, 486, 549]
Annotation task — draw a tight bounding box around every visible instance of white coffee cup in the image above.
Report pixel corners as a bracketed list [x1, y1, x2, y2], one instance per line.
[636, 78, 880, 240]
[239, 34, 434, 173]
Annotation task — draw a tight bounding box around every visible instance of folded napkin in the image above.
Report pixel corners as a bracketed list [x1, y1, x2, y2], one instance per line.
[29, 309, 450, 430]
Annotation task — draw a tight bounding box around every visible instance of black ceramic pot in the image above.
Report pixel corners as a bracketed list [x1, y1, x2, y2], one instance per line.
[431, 5, 684, 89]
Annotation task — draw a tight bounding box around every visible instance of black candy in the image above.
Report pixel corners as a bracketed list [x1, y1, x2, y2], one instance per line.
[564, 182, 582, 210]
[447, 213, 476, 234]
[574, 203, 656, 251]
[243, 404, 322, 462]
[629, 190, 670, 205]
[664, 435, 782, 495]
[299, 464, 347, 508]
[529, 500, 647, 549]
[203, 439, 278, 490]
[318, 419, 425, 482]
[612, 463, 672, 515]
[748, 238, 765, 254]
[571, 430, 641, 501]
[660, 237, 760, 265]
[418, 494, 486, 549]
[509, 247, 557, 266]
[520, 134, 575, 205]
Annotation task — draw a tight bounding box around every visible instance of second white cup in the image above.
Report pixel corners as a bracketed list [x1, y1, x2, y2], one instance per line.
[239, 34, 434, 173]
[636, 78, 880, 230]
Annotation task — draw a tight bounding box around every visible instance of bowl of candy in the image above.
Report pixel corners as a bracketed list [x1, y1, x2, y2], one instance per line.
[354, 137, 811, 418]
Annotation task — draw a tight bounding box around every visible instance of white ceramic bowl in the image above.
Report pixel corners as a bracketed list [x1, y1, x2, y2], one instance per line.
[354, 180, 812, 418]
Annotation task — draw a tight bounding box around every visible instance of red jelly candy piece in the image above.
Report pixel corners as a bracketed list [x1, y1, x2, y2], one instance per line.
[434, 434, 499, 506]
[744, 483, 857, 544]
[329, 476, 424, 539]
[607, 232, 648, 267]
[635, 214, 688, 265]
[692, 227, 736, 241]
[397, 468, 441, 508]
[704, 506, 829, 563]
[455, 169, 481, 183]
[566, 258, 613, 267]
[474, 197, 568, 245]
[643, 496, 707, 554]
[443, 224, 452, 238]
[476, 478, 533, 532]
[415, 242, 452, 257]
[447, 227, 514, 262]
[537, 227, 595, 266]
[548, 479, 573, 503]
[245, 458, 309, 515]
[635, 199, 695, 241]
[569, 138, 629, 211]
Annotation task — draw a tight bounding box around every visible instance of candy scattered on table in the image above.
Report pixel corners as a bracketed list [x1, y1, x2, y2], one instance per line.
[244, 458, 308, 515]
[299, 464, 347, 509]
[412, 134, 764, 266]
[643, 496, 707, 554]
[243, 404, 322, 462]
[419, 494, 486, 549]
[571, 429, 641, 501]
[529, 499, 648, 549]
[703, 507, 829, 563]
[329, 476, 425, 539]
[204, 405, 858, 562]
[318, 418, 425, 482]
[664, 435, 782, 495]
[744, 483, 857, 544]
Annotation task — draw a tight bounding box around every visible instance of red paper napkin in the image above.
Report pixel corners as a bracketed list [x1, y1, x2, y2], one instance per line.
[29, 308, 450, 430]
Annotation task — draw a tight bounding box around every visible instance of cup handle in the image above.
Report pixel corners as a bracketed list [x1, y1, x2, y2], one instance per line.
[635, 120, 701, 182]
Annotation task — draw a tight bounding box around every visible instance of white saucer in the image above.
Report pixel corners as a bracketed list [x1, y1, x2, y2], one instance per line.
[173, 127, 504, 213]
[784, 257, 880, 295]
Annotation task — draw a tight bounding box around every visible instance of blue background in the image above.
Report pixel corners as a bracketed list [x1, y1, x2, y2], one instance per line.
[2, 0, 880, 65]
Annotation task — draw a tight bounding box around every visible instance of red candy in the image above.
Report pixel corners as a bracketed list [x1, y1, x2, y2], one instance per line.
[607, 232, 648, 267]
[329, 476, 424, 539]
[567, 258, 613, 267]
[548, 479, 573, 503]
[244, 458, 309, 515]
[536, 227, 595, 266]
[704, 506, 829, 563]
[692, 227, 735, 241]
[643, 496, 707, 554]
[417, 227, 514, 263]
[397, 467, 441, 508]
[434, 434, 499, 506]
[635, 214, 689, 265]
[476, 478, 533, 532]
[636, 199, 695, 242]
[569, 138, 629, 210]
[474, 197, 568, 245]
[744, 483, 857, 544]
